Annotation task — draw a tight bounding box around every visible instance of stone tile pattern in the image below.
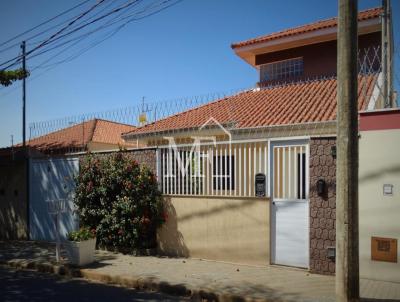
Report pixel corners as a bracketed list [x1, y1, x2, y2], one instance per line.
[309, 137, 336, 275]
[128, 149, 157, 174]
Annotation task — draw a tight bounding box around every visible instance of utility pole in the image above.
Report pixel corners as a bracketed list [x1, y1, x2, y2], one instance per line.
[336, 0, 359, 301]
[21, 41, 26, 147]
[21, 41, 30, 240]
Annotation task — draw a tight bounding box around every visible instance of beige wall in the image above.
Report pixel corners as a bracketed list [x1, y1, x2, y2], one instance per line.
[158, 196, 270, 266]
[359, 129, 400, 282]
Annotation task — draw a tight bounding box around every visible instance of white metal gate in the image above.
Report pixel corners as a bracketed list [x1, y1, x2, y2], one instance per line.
[270, 143, 309, 268]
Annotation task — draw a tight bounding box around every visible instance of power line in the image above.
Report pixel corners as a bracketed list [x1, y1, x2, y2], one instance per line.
[0, 1, 129, 56]
[0, 0, 107, 70]
[32, 0, 140, 51]
[31, 0, 181, 70]
[27, 0, 108, 59]
[0, 0, 183, 98]
[1, 0, 180, 71]
[0, 0, 139, 69]
[0, 0, 92, 48]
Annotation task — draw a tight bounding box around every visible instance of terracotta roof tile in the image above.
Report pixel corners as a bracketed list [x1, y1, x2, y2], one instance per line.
[91, 119, 137, 145]
[24, 119, 136, 152]
[125, 75, 378, 137]
[231, 7, 382, 49]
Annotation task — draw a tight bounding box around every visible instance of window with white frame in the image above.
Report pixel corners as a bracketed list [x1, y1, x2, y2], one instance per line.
[260, 57, 303, 82]
[213, 155, 235, 191]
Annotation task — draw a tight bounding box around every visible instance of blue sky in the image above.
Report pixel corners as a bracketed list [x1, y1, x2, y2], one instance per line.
[0, 0, 398, 147]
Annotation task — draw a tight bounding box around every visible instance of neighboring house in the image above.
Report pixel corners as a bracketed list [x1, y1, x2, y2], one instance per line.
[0, 118, 137, 240]
[24, 118, 137, 154]
[122, 7, 396, 276]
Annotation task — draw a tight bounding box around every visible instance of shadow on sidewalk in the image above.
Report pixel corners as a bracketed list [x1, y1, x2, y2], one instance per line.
[0, 241, 118, 269]
[0, 266, 184, 302]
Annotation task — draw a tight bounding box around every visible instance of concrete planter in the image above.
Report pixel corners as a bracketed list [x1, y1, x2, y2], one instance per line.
[64, 238, 96, 266]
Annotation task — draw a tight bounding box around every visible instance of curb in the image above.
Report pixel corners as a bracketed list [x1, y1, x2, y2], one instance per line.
[0, 258, 268, 302]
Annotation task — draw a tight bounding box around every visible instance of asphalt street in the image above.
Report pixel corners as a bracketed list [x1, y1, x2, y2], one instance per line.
[0, 266, 188, 302]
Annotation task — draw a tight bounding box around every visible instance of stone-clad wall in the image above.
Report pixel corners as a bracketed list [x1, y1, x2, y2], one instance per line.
[78, 148, 157, 174]
[309, 137, 336, 275]
[128, 149, 157, 173]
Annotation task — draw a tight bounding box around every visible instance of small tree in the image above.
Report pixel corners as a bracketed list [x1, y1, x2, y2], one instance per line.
[74, 152, 166, 249]
[0, 69, 29, 86]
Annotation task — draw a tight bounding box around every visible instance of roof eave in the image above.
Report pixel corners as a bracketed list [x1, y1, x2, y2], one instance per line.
[123, 122, 237, 141]
[233, 17, 381, 68]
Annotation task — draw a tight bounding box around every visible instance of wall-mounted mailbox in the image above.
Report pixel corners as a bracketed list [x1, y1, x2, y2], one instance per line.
[255, 173, 266, 197]
[317, 179, 326, 196]
[327, 246, 336, 261]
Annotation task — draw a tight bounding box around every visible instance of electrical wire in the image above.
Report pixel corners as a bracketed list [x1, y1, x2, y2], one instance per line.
[32, 0, 181, 70]
[0, 0, 183, 98]
[0, 0, 92, 48]
[33, 0, 182, 69]
[1, 0, 178, 70]
[0, 0, 107, 70]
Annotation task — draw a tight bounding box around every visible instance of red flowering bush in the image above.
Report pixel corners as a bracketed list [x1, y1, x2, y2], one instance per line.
[74, 152, 165, 249]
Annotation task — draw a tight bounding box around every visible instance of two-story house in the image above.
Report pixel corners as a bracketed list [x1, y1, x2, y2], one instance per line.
[122, 7, 393, 275]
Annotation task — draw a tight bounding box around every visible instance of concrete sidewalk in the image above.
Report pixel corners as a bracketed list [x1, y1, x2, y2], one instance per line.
[1, 241, 399, 302]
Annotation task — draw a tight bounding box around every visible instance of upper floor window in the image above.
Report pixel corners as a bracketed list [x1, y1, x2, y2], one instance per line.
[260, 57, 304, 82]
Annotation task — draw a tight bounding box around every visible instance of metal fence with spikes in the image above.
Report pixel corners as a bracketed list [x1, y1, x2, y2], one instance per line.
[23, 45, 389, 156]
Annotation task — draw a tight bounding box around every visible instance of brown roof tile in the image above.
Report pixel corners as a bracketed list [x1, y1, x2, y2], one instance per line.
[125, 75, 377, 137]
[231, 7, 382, 49]
[24, 119, 136, 152]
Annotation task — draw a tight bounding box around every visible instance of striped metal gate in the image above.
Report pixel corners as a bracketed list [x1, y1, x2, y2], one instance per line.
[270, 142, 309, 268]
[29, 158, 79, 241]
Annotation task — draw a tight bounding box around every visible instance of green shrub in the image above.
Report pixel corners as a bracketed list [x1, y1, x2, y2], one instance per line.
[67, 227, 96, 242]
[74, 152, 165, 249]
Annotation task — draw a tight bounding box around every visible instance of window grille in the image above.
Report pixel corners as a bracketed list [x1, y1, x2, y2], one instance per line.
[159, 142, 268, 197]
[213, 155, 235, 191]
[260, 57, 304, 82]
[273, 145, 308, 200]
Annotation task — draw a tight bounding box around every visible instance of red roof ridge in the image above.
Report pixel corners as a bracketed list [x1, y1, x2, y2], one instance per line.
[231, 7, 382, 49]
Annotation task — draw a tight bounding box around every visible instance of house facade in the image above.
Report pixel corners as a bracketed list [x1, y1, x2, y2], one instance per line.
[24, 118, 137, 155]
[0, 119, 138, 240]
[122, 7, 394, 275]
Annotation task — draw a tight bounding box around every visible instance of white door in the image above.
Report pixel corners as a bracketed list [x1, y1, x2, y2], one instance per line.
[271, 144, 309, 268]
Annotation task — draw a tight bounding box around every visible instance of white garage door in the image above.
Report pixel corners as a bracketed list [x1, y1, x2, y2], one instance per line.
[271, 200, 309, 268]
